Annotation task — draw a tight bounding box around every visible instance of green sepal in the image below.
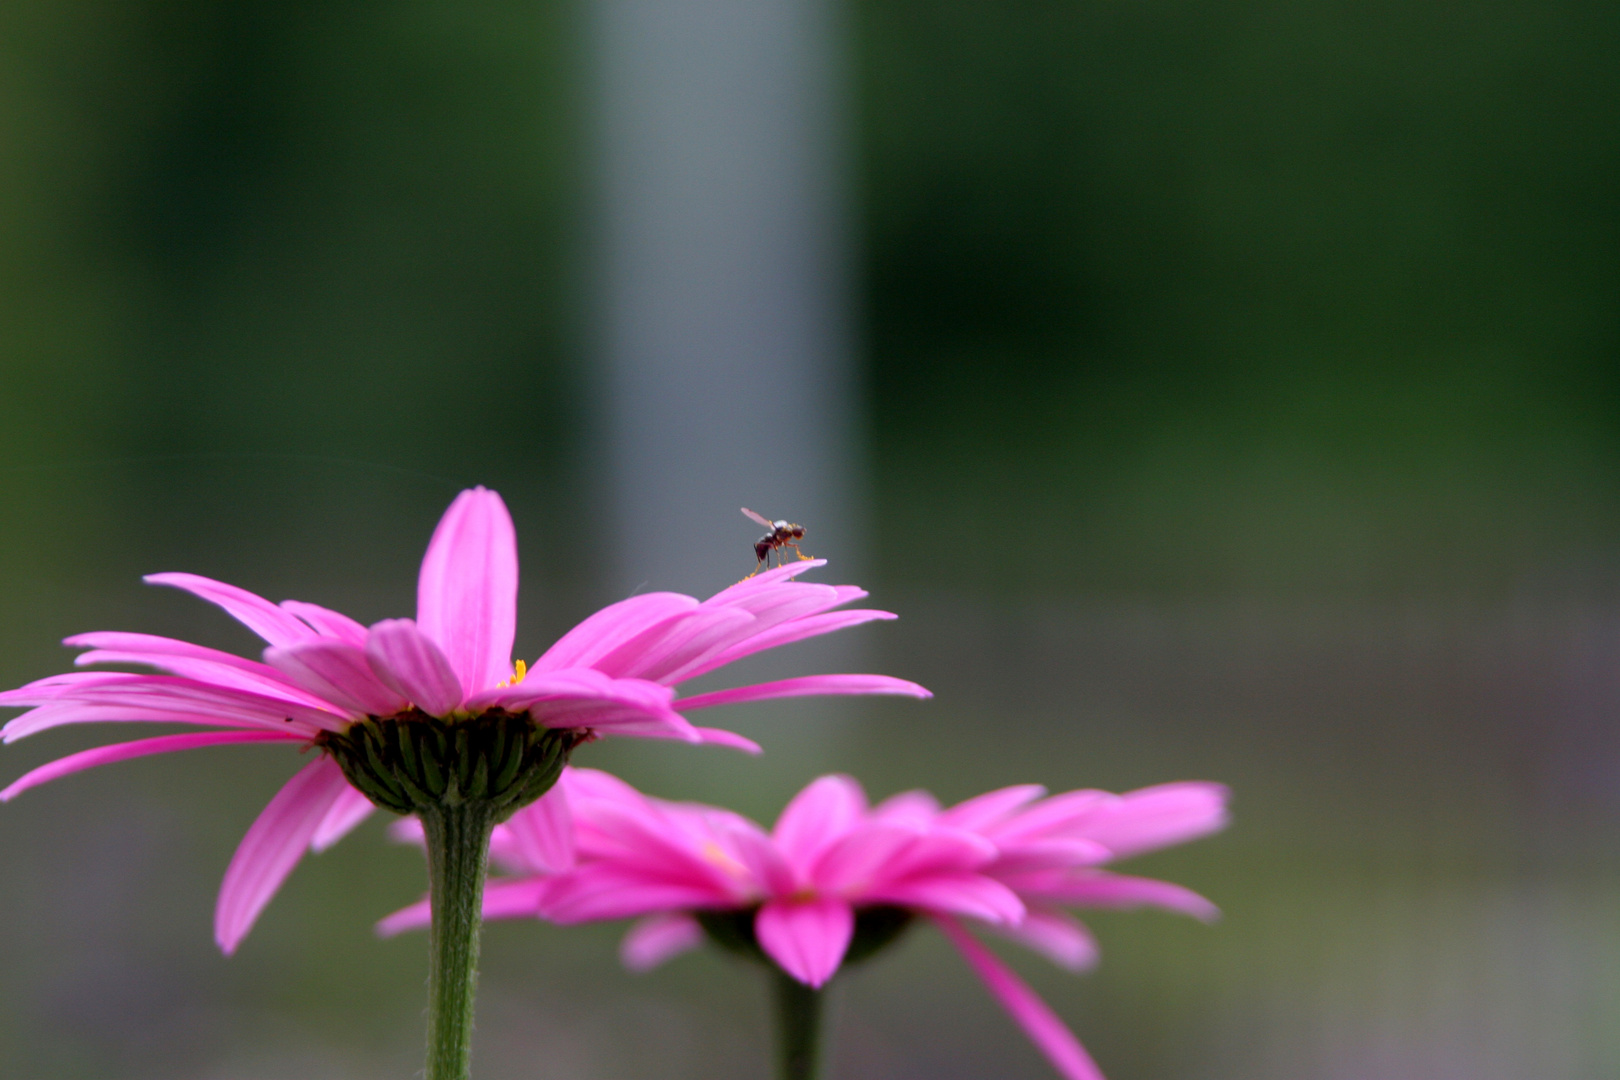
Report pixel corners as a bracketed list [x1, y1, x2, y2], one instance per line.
[317, 710, 588, 820]
[420, 741, 447, 799]
[396, 721, 422, 782]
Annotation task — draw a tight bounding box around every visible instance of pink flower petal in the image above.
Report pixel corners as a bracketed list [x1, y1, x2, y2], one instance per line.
[280, 600, 370, 647]
[558, 764, 645, 804]
[564, 717, 696, 740]
[525, 696, 699, 742]
[532, 593, 701, 673]
[683, 583, 857, 672]
[1010, 870, 1221, 922]
[310, 784, 377, 853]
[756, 897, 854, 988]
[692, 727, 763, 753]
[541, 866, 736, 923]
[69, 652, 320, 707]
[464, 667, 617, 709]
[939, 784, 1048, 832]
[416, 487, 519, 696]
[934, 916, 1106, 1080]
[772, 775, 867, 871]
[986, 790, 1111, 845]
[144, 573, 318, 647]
[864, 872, 1025, 925]
[871, 789, 941, 825]
[65, 631, 265, 670]
[540, 796, 743, 898]
[591, 607, 756, 683]
[0, 730, 302, 801]
[481, 878, 552, 921]
[992, 908, 1100, 972]
[675, 673, 932, 712]
[720, 578, 860, 608]
[472, 670, 678, 723]
[389, 815, 425, 846]
[711, 815, 795, 897]
[808, 821, 920, 892]
[67, 632, 328, 706]
[704, 559, 828, 603]
[680, 610, 898, 682]
[989, 838, 1113, 874]
[704, 578, 842, 615]
[78, 675, 348, 729]
[264, 641, 408, 717]
[810, 819, 999, 895]
[3, 702, 314, 743]
[70, 650, 322, 709]
[568, 714, 702, 744]
[0, 669, 214, 709]
[567, 798, 739, 887]
[215, 756, 351, 954]
[0, 675, 348, 737]
[0, 670, 123, 706]
[620, 913, 704, 972]
[375, 895, 431, 938]
[501, 784, 575, 874]
[365, 619, 465, 715]
[472, 671, 698, 739]
[1064, 782, 1230, 860]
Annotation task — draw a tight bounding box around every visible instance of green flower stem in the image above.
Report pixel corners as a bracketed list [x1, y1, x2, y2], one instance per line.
[320, 714, 585, 1080]
[420, 801, 499, 1080]
[772, 968, 825, 1080]
[697, 906, 916, 1080]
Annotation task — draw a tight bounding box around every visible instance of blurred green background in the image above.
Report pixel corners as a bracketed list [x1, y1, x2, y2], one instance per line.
[3, 2, 1620, 1077]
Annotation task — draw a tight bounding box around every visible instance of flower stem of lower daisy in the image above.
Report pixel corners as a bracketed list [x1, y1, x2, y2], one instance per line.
[771, 969, 825, 1080]
[420, 801, 498, 1080]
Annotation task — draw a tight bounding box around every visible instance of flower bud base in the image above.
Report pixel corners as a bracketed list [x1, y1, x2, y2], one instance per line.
[316, 709, 586, 819]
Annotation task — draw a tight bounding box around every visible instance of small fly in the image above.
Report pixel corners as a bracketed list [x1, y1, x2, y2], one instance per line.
[741, 508, 810, 577]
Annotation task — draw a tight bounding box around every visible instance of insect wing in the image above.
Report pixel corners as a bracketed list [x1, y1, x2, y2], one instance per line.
[740, 507, 774, 528]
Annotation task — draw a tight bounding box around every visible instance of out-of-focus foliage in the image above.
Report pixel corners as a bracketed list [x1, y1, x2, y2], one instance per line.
[0, 0, 589, 630]
[858, 2, 1620, 597]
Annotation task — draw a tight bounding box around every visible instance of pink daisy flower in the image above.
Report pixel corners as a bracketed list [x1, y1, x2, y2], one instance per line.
[0, 487, 928, 954]
[384, 768, 1024, 979]
[381, 769, 1227, 1080]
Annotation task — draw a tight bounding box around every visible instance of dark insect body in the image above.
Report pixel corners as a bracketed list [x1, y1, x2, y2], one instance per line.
[741, 507, 810, 577]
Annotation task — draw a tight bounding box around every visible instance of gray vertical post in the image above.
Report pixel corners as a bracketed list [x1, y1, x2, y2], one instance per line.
[587, 0, 862, 785]
[589, 0, 859, 602]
